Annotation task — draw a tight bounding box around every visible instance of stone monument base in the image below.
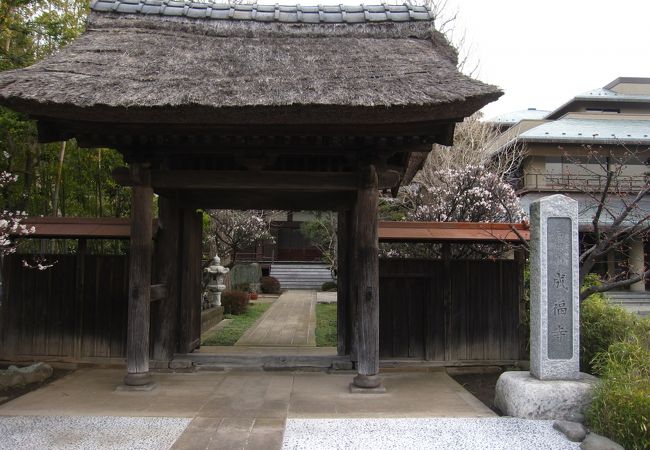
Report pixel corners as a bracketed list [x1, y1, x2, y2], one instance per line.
[494, 371, 597, 420]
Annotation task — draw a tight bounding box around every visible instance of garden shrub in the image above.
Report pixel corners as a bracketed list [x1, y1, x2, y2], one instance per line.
[221, 290, 249, 315]
[580, 293, 639, 374]
[234, 282, 250, 292]
[260, 276, 281, 294]
[587, 338, 650, 450]
[321, 281, 337, 292]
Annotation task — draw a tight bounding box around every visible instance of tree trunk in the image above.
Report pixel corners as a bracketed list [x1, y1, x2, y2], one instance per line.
[52, 141, 66, 216]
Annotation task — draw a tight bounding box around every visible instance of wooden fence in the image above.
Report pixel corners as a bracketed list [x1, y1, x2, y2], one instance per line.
[379, 258, 525, 363]
[0, 254, 129, 361]
[1, 253, 525, 365]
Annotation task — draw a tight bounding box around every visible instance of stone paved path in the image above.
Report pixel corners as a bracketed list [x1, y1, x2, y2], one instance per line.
[235, 290, 316, 347]
[0, 369, 496, 450]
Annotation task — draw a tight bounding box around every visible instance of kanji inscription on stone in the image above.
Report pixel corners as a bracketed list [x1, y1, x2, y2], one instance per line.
[547, 217, 573, 359]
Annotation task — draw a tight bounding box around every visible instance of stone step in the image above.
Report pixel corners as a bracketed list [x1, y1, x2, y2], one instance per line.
[605, 291, 650, 317]
[604, 291, 650, 300]
[173, 353, 352, 371]
[270, 263, 334, 290]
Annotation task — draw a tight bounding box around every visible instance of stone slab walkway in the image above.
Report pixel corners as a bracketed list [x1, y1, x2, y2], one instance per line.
[0, 368, 495, 449]
[197, 346, 336, 355]
[235, 290, 316, 347]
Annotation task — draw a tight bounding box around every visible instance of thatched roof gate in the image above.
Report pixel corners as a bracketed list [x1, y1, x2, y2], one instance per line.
[0, 1, 501, 390]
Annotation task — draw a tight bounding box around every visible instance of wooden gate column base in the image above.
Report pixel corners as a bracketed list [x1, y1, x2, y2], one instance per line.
[350, 374, 385, 394]
[121, 372, 156, 391]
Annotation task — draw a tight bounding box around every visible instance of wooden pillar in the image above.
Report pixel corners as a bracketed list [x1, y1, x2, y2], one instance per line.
[179, 207, 203, 353]
[349, 199, 359, 363]
[73, 238, 87, 361]
[514, 248, 528, 361]
[124, 163, 154, 387]
[352, 164, 382, 390]
[337, 210, 350, 356]
[152, 195, 181, 361]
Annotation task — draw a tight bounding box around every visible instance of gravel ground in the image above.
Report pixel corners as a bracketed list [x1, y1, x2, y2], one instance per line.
[0, 416, 191, 450]
[282, 417, 579, 450]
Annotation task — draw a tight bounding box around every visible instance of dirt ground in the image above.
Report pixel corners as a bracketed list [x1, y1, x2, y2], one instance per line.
[0, 365, 72, 406]
[450, 369, 504, 415]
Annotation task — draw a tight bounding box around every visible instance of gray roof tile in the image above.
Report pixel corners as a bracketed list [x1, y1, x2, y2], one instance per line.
[89, 0, 435, 23]
[519, 118, 650, 144]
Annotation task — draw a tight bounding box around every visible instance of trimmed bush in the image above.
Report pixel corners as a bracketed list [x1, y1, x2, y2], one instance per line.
[221, 290, 249, 315]
[580, 293, 639, 374]
[234, 283, 250, 292]
[321, 281, 337, 292]
[261, 276, 281, 294]
[588, 338, 650, 450]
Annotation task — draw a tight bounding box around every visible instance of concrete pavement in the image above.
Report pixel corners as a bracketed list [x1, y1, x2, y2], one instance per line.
[235, 290, 317, 347]
[0, 368, 495, 449]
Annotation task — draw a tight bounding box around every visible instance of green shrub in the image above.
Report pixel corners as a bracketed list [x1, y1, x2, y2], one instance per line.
[321, 281, 337, 292]
[260, 276, 281, 294]
[221, 290, 249, 315]
[580, 293, 639, 375]
[587, 338, 650, 450]
[234, 283, 250, 292]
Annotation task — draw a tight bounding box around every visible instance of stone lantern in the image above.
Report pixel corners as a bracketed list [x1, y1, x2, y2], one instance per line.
[205, 255, 229, 308]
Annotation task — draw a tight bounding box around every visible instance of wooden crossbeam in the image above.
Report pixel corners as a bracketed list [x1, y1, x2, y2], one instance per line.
[113, 168, 401, 191]
[176, 190, 355, 211]
[378, 221, 530, 243]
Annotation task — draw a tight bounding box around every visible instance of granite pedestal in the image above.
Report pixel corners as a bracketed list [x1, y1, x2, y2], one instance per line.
[494, 371, 596, 420]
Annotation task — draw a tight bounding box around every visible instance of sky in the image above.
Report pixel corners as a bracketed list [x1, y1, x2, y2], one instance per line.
[436, 0, 650, 119]
[305, 0, 650, 120]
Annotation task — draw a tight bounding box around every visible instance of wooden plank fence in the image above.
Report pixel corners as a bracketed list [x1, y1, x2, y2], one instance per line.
[0, 253, 525, 365]
[379, 258, 524, 363]
[0, 254, 128, 361]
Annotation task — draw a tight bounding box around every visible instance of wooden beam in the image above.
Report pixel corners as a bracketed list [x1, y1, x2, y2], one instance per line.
[176, 190, 355, 211]
[17, 217, 158, 240]
[38, 117, 457, 146]
[378, 221, 531, 243]
[113, 168, 401, 191]
[352, 164, 382, 391]
[124, 164, 154, 387]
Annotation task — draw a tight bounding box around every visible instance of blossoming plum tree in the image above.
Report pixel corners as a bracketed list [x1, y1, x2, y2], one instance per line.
[0, 170, 34, 256]
[208, 209, 274, 266]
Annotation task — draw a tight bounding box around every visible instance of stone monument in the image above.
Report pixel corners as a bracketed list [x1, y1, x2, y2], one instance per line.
[495, 194, 597, 420]
[205, 255, 229, 308]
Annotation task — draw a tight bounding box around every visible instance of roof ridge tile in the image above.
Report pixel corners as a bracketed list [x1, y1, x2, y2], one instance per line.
[89, 0, 434, 24]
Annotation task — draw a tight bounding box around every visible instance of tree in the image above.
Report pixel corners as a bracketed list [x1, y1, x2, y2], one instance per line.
[381, 165, 525, 259]
[208, 210, 275, 266]
[0, 0, 130, 225]
[416, 113, 523, 187]
[300, 212, 338, 277]
[548, 146, 650, 300]
[0, 169, 33, 255]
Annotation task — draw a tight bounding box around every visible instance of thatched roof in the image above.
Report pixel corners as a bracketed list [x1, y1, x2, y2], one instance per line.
[0, 1, 501, 125]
